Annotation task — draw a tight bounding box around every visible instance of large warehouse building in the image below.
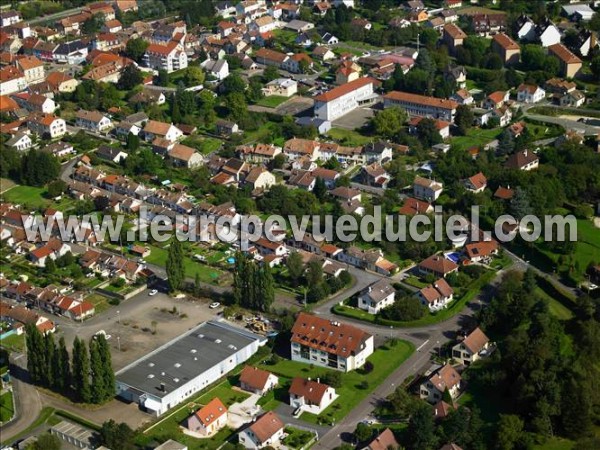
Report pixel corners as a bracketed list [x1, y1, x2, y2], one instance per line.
[116, 320, 267, 416]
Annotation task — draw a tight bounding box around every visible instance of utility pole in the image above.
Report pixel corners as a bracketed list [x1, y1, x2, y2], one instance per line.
[117, 335, 121, 352]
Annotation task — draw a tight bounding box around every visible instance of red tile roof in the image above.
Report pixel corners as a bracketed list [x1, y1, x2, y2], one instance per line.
[385, 91, 457, 110]
[194, 397, 227, 426]
[492, 33, 519, 51]
[314, 77, 378, 103]
[289, 377, 330, 404]
[548, 43, 582, 64]
[239, 366, 274, 391]
[249, 411, 284, 444]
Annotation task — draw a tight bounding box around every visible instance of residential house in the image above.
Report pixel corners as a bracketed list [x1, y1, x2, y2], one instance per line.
[384, 91, 457, 123]
[168, 144, 203, 168]
[5, 132, 32, 152]
[360, 163, 390, 188]
[335, 60, 361, 85]
[413, 176, 443, 202]
[312, 46, 335, 61]
[312, 167, 340, 189]
[321, 32, 339, 45]
[15, 56, 44, 84]
[470, 13, 506, 36]
[358, 279, 396, 314]
[444, 64, 467, 89]
[330, 186, 361, 203]
[282, 53, 313, 74]
[238, 411, 285, 449]
[464, 240, 498, 263]
[451, 89, 474, 105]
[76, 110, 112, 133]
[494, 186, 514, 201]
[143, 120, 183, 143]
[202, 59, 229, 80]
[409, 117, 451, 140]
[570, 30, 597, 58]
[418, 278, 454, 311]
[239, 366, 278, 395]
[97, 145, 128, 164]
[115, 121, 141, 139]
[289, 378, 337, 415]
[284, 19, 314, 33]
[28, 113, 67, 138]
[419, 364, 462, 403]
[548, 43, 582, 78]
[464, 172, 487, 193]
[28, 239, 71, 267]
[0, 10, 21, 27]
[237, 143, 281, 164]
[418, 254, 459, 278]
[244, 167, 276, 191]
[12, 92, 56, 114]
[362, 429, 400, 450]
[535, 17, 562, 47]
[482, 90, 509, 109]
[288, 170, 316, 191]
[314, 77, 379, 121]
[41, 141, 75, 158]
[515, 15, 536, 41]
[491, 33, 520, 66]
[363, 141, 393, 164]
[505, 149, 539, 171]
[338, 246, 398, 276]
[0, 66, 26, 95]
[443, 24, 467, 55]
[517, 84, 545, 103]
[559, 89, 585, 107]
[262, 78, 297, 97]
[143, 42, 188, 73]
[45, 71, 78, 93]
[452, 327, 490, 365]
[399, 197, 433, 216]
[185, 398, 228, 437]
[290, 313, 374, 372]
[215, 119, 240, 136]
[54, 40, 88, 64]
[254, 48, 289, 67]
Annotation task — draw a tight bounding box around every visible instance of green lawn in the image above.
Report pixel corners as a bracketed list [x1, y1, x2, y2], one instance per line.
[256, 95, 290, 108]
[181, 136, 223, 155]
[325, 128, 373, 146]
[283, 426, 315, 449]
[258, 341, 414, 425]
[0, 391, 14, 422]
[145, 244, 226, 284]
[451, 127, 502, 152]
[534, 287, 573, 321]
[0, 406, 56, 446]
[0, 333, 25, 352]
[2, 185, 48, 208]
[85, 293, 113, 315]
[335, 270, 497, 328]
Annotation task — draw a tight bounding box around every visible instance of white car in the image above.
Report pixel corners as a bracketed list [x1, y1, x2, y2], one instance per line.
[209, 302, 221, 309]
[148, 289, 158, 296]
[94, 330, 111, 340]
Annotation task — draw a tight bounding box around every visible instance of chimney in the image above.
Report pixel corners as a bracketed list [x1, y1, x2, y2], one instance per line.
[524, 149, 527, 157]
[317, 377, 320, 384]
[160, 382, 166, 392]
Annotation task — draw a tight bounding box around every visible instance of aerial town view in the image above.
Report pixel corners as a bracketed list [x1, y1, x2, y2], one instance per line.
[0, 0, 599, 449]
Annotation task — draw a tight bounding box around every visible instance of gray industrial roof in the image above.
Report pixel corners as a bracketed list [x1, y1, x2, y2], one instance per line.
[116, 320, 264, 398]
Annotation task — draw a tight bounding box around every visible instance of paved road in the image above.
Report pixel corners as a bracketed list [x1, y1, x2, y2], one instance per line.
[27, 7, 84, 25]
[521, 103, 600, 136]
[0, 354, 43, 443]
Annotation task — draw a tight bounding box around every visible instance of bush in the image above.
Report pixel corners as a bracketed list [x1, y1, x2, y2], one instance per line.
[361, 361, 374, 374]
[108, 298, 120, 306]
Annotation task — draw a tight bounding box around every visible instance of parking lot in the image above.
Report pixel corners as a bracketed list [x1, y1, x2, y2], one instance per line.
[276, 96, 315, 116]
[56, 289, 221, 371]
[332, 105, 377, 130]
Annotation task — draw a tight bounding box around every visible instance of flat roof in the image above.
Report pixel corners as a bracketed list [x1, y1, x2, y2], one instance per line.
[51, 420, 96, 445]
[116, 320, 264, 398]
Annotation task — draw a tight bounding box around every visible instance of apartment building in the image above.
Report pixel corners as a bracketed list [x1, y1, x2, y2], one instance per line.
[383, 91, 458, 123]
[28, 114, 67, 138]
[143, 42, 188, 73]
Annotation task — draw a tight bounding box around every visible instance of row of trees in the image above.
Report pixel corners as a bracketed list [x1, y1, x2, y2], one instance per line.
[232, 254, 275, 312]
[25, 324, 115, 404]
[0, 147, 60, 187]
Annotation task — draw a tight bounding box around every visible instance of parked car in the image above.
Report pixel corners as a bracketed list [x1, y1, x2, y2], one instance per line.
[209, 302, 221, 309]
[149, 289, 158, 296]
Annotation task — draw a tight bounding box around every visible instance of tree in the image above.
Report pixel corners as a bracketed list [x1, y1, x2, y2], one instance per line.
[222, 73, 247, 94]
[322, 371, 342, 388]
[72, 337, 91, 403]
[93, 196, 110, 211]
[31, 433, 61, 450]
[171, 95, 182, 123]
[118, 64, 143, 90]
[496, 414, 525, 450]
[371, 107, 408, 139]
[57, 336, 71, 393]
[89, 337, 106, 403]
[591, 55, 600, 82]
[354, 423, 373, 443]
[454, 105, 474, 136]
[47, 179, 67, 198]
[82, 13, 104, 34]
[125, 37, 149, 62]
[25, 322, 44, 385]
[184, 66, 205, 86]
[97, 334, 115, 402]
[286, 251, 304, 287]
[313, 177, 327, 201]
[166, 239, 184, 293]
[417, 118, 442, 147]
[263, 65, 280, 83]
[406, 403, 437, 450]
[510, 187, 532, 220]
[497, 129, 515, 155]
[100, 420, 135, 450]
[21, 149, 60, 186]
[126, 131, 139, 151]
[157, 69, 169, 86]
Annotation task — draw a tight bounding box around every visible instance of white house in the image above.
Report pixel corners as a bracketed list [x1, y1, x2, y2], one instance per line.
[5, 132, 32, 152]
[289, 378, 337, 415]
[464, 172, 487, 193]
[143, 120, 183, 143]
[202, 59, 229, 80]
[516, 84, 545, 103]
[452, 327, 490, 366]
[413, 176, 443, 202]
[358, 279, 396, 315]
[28, 114, 67, 138]
[291, 313, 374, 372]
[262, 78, 297, 97]
[419, 364, 462, 404]
[314, 77, 378, 121]
[536, 18, 562, 47]
[75, 110, 112, 132]
[239, 366, 278, 395]
[0, 66, 27, 95]
[238, 411, 285, 449]
[15, 56, 45, 84]
[418, 278, 454, 311]
[185, 397, 228, 437]
[168, 144, 203, 168]
[244, 167, 276, 191]
[143, 42, 188, 73]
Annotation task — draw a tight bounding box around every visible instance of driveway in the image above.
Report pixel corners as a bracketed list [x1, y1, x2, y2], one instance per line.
[274, 404, 330, 438]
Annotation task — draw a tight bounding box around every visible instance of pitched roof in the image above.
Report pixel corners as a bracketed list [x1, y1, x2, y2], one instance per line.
[492, 33, 519, 51]
[414, 176, 443, 191]
[461, 327, 489, 354]
[444, 23, 467, 40]
[239, 366, 275, 391]
[146, 41, 179, 56]
[289, 377, 331, 404]
[76, 109, 106, 123]
[366, 428, 399, 450]
[144, 120, 173, 135]
[420, 278, 454, 304]
[548, 43, 582, 64]
[429, 364, 461, 392]
[399, 197, 432, 216]
[314, 77, 377, 102]
[248, 411, 284, 444]
[384, 91, 458, 110]
[494, 186, 514, 200]
[168, 144, 197, 161]
[255, 47, 288, 63]
[291, 312, 372, 358]
[362, 279, 395, 303]
[193, 397, 227, 426]
[419, 254, 458, 275]
[505, 150, 538, 169]
[486, 91, 507, 105]
[16, 55, 43, 71]
[517, 83, 540, 95]
[330, 186, 361, 200]
[467, 172, 487, 190]
[464, 240, 498, 260]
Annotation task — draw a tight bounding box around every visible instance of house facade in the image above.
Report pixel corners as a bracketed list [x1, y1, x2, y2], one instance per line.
[358, 279, 396, 314]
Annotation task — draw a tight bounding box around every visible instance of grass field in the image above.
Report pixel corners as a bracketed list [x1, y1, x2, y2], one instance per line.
[451, 128, 502, 152]
[258, 340, 414, 425]
[0, 333, 25, 352]
[145, 245, 226, 284]
[0, 391, 14, 422]
[181, 136, 223, 155]
[325, 128, 373, 146]
[256, 95, 290, 108]
[1, 185, 48, 208]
